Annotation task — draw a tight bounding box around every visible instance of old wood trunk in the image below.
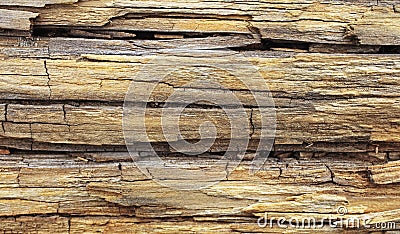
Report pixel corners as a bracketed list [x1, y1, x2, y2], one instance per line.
[0, 0, 399, 233]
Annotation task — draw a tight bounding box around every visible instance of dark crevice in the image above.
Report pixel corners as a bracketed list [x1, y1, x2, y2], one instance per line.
[28, 26, 400, 55]
[4, 104, 8, 122]
[379, 45, 400, 54]
[367, 169, 375, 184]
[0, 93, 398, 112]
[3, 141, 398, 162]
[12, 149, 126, 155]
[43, 60, 52, 99]
[0, 99, 109, 107]
[236, 39, 400, 54]
[118, 12, 252, 21]
[249, 108, 255, 138]
[62, 104, 67, 122]
[32, 26, 242, 40]
[325, 165, 335, 183]
[262, 39, 310, 51]
[229, 42, 264, 51]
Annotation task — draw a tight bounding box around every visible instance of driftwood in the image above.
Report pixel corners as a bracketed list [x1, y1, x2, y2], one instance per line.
[0, 0, 399, 233]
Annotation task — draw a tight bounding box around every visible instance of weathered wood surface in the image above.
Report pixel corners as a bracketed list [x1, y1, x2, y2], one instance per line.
[0, 0, 399, 233]
[1, 0, 400, 45]
[1, 52, 399, 149]
[0, 153, 399, 233]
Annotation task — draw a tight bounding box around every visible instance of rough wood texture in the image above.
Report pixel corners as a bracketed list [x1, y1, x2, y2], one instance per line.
[0, 0, 399, 233]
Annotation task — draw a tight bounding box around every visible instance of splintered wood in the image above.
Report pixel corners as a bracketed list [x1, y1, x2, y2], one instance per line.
[0, 0, 399, 233]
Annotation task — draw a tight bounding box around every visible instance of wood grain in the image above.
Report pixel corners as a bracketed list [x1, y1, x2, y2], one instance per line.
[0, 153, 398, 232]
[0, 0, 399, 232]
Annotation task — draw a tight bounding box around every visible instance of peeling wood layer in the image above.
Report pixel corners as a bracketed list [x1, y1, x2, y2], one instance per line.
[0, 154, 398, 232]
[0, 0, 399, 45]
